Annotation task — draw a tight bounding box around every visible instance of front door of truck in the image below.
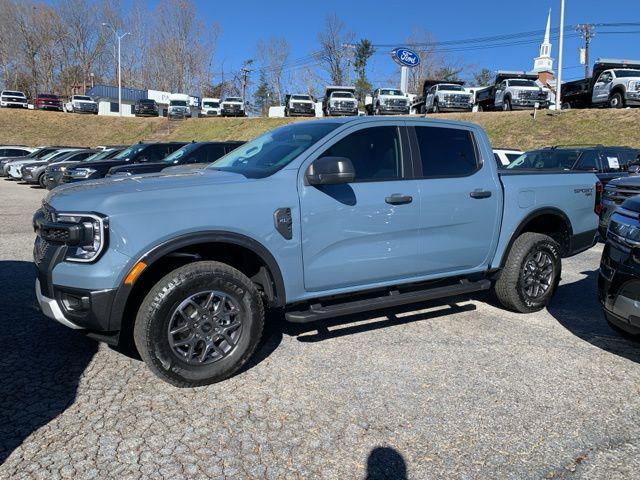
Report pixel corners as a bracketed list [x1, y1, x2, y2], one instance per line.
[494, 81, 507, 107]
[592, 71, 613, 104]
[408, 122, 501, 275]
[299, 124, 422, 292]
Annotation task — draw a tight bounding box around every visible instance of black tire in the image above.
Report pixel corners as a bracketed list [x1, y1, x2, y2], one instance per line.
[433, 101, 440, 113]
[609, 92, 624, 109]
[503, 97, 512, 111]
[133, 261, 264, 387]
[38, 173, 46, 189]
[374, 105, 381, 116]
[419, 104, 426, 115]
[477, 105, 484, 112]
[494, 232, 561, 313]
[562, 102, 572, 110]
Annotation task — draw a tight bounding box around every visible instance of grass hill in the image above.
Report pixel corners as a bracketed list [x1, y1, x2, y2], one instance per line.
[0, 108, 638, 151]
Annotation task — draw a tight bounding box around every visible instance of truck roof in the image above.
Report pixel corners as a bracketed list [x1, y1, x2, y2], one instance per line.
[300, 115, 482, 132]
[593, 58, 640, 78]
[421, 80, 465, 90]
[494, 71, 538, 83]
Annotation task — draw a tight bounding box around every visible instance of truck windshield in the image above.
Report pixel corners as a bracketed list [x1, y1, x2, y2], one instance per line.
[208, 122, 339, 178]
[113, 144, 147, 160]
[614, 69, 640, 78]
[3, 91, 24, 96]
[380, 89, 403, 96]
[508, 80, 537, 87]
[203, 102, 219, 108]
[332, 92, 354, 98]
[225, 98, 242, 102]
[74, 96, 92, 101]
[162, 143, 200, 163]
[38, 94, 59, 99]
[439, 85, 464, 91]
[292, 95, 311, 101]
[170, 100, 188, 107]
[506, 149, 581, 170]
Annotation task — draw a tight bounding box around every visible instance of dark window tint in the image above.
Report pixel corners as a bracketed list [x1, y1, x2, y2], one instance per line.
[69, 151, 95, 162]
[0, 148, 29, 157]
[575, 151, 600, 171]
[110, 102, 119, 113]
[320, 126, 402, 181]
[414, 126, 478, 177]
[204, 145, 227, 163]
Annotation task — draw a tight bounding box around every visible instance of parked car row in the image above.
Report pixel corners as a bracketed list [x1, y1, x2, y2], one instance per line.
[2, 140, 245, 189]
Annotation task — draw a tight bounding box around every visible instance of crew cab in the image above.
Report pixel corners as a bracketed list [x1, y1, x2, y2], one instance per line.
[425, 83, 473, 113]
[61, 142, 186, 183]
[323, 86, 358, 116]
[200, 98, 221, 117]
[34, 93, 64, 111]
[365, 88, 410, 115]
[65, 95, 98, 114]
[0, 90, 28, 108]
[220, 97, 246, 117]
[34, 117, 599, 387]
[107, 141, 244, 176]
[475, 72, 550, 111]
[562, 59, 640, 109]
[284, 94, 316, 117]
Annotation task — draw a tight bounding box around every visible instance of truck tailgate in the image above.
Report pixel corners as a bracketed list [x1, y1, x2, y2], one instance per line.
[491, 171, 599, 268]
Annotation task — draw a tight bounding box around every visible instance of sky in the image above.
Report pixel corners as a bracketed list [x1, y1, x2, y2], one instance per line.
[186, 0, 640, 87]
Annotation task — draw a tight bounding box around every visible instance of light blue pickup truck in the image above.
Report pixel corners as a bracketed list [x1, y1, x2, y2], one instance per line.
[33, 117, 600, 386]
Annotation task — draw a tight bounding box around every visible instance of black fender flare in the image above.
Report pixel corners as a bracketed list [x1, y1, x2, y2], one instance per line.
[498, 207, 574, 269]
[108, 231, 287, 331]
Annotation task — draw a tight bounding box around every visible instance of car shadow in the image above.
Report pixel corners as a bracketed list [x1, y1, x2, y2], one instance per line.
[545, 270, 640, 363]
[0, 261, 97, 464]
[366, 446, 408, 480]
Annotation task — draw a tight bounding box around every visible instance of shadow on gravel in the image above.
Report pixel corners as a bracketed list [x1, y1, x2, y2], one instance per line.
[288, 301, 476, 343]
[547, 269, 640, 364]
[0, 261, 97, 464]
[366, 446, 408, 480]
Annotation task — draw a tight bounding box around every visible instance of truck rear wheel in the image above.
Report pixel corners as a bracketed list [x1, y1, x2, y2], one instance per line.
[494, 232, 561, 313]
[133, 261, 264, 387]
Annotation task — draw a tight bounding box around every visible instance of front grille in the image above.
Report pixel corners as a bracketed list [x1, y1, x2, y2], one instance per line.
[519, 91, 546, 100]
[292, 102, 313, 110]
[604, 184, 640, 205]
[385, 99, 408, 107]
[335, 101, 356, 109]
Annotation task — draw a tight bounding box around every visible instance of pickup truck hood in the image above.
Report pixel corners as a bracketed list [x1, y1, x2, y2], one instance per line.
[45, 169, 249, 212]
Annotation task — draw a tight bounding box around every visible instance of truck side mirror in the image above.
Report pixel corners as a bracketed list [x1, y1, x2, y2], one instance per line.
[305, 156, 355, 185]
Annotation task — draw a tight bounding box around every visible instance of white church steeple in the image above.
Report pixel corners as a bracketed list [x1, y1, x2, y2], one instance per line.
[534, 10, 554, 73]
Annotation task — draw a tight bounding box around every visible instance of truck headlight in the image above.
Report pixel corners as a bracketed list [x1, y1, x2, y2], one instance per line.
[52, 213, 108, 262]
[70, 168, 96, 178]
[629, 81, 640, 92]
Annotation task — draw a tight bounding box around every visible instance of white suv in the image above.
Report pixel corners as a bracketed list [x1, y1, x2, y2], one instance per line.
[1, 90, 28, 108]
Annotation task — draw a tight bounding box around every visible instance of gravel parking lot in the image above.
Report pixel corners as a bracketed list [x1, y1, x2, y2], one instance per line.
[1, 179, 640, 479]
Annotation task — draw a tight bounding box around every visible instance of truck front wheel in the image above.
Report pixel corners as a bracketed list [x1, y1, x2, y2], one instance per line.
[494, 232, 561, 313]
[609, 92, 624, 109]
[133, 261, 264, 387]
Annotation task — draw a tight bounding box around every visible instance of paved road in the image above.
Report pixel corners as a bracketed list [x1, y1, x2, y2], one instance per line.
[1, 178, 639, 479]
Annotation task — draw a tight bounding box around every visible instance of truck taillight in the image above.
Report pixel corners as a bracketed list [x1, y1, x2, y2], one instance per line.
[595, 182, 603, 215]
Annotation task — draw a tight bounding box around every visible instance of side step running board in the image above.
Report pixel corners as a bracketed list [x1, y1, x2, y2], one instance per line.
[285, 279, 491, 323]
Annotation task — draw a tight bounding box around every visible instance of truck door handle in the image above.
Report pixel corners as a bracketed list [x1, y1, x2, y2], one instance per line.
[385, 194, 413, 205]
[470, 190, 492, 199]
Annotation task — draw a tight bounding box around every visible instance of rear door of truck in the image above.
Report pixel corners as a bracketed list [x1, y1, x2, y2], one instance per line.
[405, 120, 503, 276]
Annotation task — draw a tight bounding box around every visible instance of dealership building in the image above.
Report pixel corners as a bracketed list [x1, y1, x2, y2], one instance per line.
[85, 85, 200, 117]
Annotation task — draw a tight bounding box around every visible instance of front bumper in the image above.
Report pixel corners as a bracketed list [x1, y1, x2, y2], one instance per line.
[328, 106, 357, 116]
[512, 98, 550, 110]
[221, 108, 244, 117]
[598, 241, 640, 335]
[378, 105, 410, 115]
[21, 169, 38, 182]
[1, 101, 28, 108]
[625, 91, 640, 106]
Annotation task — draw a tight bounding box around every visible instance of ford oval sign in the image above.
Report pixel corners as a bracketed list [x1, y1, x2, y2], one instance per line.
[391, 48, 420, 68]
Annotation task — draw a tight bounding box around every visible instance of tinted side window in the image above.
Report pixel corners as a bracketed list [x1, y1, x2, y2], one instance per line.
[140, 145, 164, 162]
[320, 126, 402, 181]
[575, 151, 599, 171]
[414, 126, 478, 177]
[204, 145, 227, 163]
[6, 149, 26, 156]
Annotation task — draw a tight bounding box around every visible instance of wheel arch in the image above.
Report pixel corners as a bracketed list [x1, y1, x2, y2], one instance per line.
[109, 231, 286, 338]
[498, 207, 573, 269]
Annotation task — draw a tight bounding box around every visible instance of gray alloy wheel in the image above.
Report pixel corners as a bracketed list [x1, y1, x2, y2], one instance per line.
[167, 290, 243, 365]
[520, 250, 555, 300]
[609, 92, 624, 109]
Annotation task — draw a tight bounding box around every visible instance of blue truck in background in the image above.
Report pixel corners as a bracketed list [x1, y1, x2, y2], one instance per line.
[33, 117, 600, 386]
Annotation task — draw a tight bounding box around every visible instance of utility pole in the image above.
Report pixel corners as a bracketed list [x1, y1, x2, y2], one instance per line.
[576, 24, 595, 79]
[240, 60, 253, 102]
[556, 0, 565, 111]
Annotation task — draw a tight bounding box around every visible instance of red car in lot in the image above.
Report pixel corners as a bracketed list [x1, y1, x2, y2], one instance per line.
[34, 93, 63, 111]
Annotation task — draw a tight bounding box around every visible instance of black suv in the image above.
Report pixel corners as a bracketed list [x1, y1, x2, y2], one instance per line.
[505, 145, 639, 185]
[599, 195, 640, 336]
[134, 99, 159, 117]
[107, 141, 244, 176]
[61, 142, 186, 183]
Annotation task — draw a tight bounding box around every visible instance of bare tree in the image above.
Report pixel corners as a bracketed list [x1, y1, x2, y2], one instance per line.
[256, 36, 290, 104]
[317, 14, 354, 85]
[404, 28, 442, 94]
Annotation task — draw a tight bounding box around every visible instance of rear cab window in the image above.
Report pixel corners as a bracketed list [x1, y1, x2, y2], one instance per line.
[413, 126, 479, 177]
